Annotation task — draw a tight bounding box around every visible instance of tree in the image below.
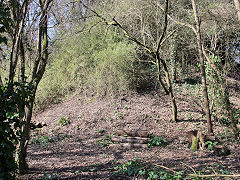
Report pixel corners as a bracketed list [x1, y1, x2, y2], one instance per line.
[81, 0, 178, 122]
[157, 0, 239, 137]
[191, 0, 213, 134]
[3, 0, 53, 174]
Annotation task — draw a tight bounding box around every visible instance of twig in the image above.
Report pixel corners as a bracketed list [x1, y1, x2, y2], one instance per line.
[136, 58, 156, 65]
[154, 164, 179, 174]
[181, 162, 197, 175]
[188, 174, 240, 178]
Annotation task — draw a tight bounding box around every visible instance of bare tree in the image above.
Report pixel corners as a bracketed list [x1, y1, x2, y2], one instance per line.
[190, 0, 213, 134]
[80, 0, 178, 122]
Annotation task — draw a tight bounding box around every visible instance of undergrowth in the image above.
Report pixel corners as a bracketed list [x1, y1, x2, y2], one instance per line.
[114, 158, 236, 180]
[35, 22, 155, 111]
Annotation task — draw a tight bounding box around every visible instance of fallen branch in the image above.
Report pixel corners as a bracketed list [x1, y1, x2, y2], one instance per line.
[154, 164, 179, 174]
[188, 174, 240, 178]
[111, 136, 149, 144]
[109, 143, 148, 148]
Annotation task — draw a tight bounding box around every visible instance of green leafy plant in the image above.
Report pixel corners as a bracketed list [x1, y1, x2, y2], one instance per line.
[114, 158, 184, 180]
[114, 109, 123, 119]
[114, 158, 143, 176]
[30, 135, 53, 146]
[205, 141, 218, 150]
[147, 135, 168, 147]
[58, 117, 70, 126]
[35, 23, 150, 110]
[97, 135, 113, 147]
[30, 134, 71, 146]
[40, 173, 60, 180]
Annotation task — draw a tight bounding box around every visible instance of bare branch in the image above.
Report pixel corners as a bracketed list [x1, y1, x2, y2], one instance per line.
[156, 0, 169, 53]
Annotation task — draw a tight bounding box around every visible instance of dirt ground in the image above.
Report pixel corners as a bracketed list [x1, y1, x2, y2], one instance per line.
[19, 78, 240, 180]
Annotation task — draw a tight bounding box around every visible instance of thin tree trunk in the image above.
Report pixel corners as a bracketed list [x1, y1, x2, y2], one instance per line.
[0, 76, 3, 86]
[234, 0, 240, 23]
[19, 38, 26, 82]
[156, 53, 178, 122]
[191, 0, 213, 134]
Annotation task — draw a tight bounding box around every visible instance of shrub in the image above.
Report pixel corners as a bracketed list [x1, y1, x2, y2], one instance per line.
[35, 22, 156, 110]
[147, 135, 168, 147]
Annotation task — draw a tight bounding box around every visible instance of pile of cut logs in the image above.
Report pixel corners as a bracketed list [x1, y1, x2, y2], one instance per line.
[110, 129, 150, 148]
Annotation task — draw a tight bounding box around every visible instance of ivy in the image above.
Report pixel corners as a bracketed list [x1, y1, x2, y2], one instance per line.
[0, 81, 34, 179]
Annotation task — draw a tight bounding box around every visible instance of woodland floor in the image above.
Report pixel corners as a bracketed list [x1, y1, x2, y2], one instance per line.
[18, 77, 240, 180]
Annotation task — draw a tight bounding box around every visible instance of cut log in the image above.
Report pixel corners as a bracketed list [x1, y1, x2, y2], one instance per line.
[111, 136, 149, 144]
[109, 143, 148, 149]
[116, 129, 150, 138]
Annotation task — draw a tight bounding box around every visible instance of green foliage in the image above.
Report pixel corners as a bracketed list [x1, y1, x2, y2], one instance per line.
[0, 81, 34, 179]
[35, 20, 156, 110]
[58, 117, 70, 126]
[40, 173, 60, 180]
[97, 134, 113, 147]
[114, 158, 184, 180]
[114, 109, 123, 120]
[205, 141, 218, 150]
[30, 134, 71, 146]
[232, 108, 240, 124]
[114, 158, 142, 176]
[0, 1, 12, 48]
[204, 55, 227, 120]
[147, 135, 168, 147]
[30, 135, 53, 146]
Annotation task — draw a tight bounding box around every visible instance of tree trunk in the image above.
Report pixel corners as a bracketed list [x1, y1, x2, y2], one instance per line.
[15, 100, 34, 174]
[191, 0, 213, 134]
[221, 81, 239, 139]
[170, 36, 177, 81]
[156, 54, 178, 122]
[234, 0, 240, 23]
[14, 0, 51, 174]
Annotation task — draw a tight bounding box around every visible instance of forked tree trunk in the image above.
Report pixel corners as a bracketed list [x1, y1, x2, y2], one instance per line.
[156, 54, 178, 122]
[14, 0, 51, 174]
[191, 0, 213, 134]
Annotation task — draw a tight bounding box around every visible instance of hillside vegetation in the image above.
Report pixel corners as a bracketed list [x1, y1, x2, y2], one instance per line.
[35, 25, 156, 111]
[1, 0, 240, 179]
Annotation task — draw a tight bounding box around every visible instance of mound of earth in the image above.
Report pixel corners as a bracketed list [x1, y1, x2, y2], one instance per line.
[19, 82, 240, 179]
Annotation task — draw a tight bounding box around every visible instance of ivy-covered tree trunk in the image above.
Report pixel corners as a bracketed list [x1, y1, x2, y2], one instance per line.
[4, 0, 52, 174]
[221, 82, 239, 139]
[14, 0, 50, 172]
[15, 99, 34, 174]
